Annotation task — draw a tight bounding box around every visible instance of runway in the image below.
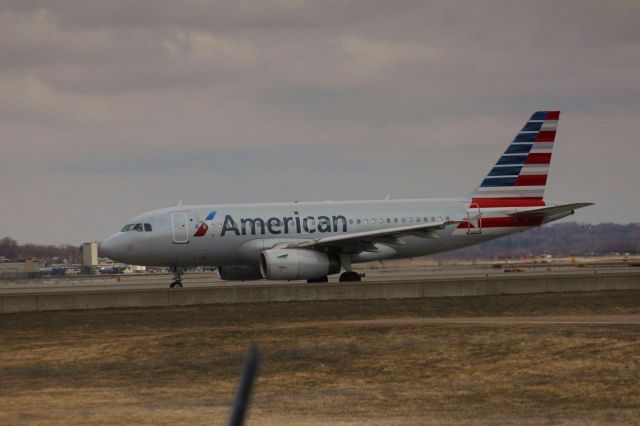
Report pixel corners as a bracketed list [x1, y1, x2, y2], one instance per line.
[2, 265, 639, 313]
[1, 265, 639, 295]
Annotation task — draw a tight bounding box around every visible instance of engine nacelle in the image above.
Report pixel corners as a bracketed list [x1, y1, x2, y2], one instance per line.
[259, 248, 341, 280]
[217, 264, 263, 281]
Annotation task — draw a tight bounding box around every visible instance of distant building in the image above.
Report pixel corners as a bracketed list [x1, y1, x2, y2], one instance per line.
[0, 260, 41, 278]
[82, 242, 99, 274]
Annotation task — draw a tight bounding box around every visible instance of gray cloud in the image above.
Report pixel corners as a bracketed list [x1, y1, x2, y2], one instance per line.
[1, 0, 639, 244]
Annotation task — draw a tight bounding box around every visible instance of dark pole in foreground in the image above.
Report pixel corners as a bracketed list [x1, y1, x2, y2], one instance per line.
[228, 343, 260, 426]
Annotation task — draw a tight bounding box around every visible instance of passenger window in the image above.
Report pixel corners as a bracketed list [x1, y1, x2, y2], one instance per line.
[416, 217, 421, 222]
[439, 216, 443, 221]
[218, 223, 223, 229]
[364, 219, 368, 224]
[394, 218, 398, 223]
[349, 219, 353, 224]
[431, 217, 436, 222]
[424, 217, 428, 222]
[387, 218, 391, 223]
[144, 223, 152, 232]
[379, 218, 383, 224]
[357, 219, 361, 224]
[409, 217, 413, 223]
[133, 223, 143, 232]
[402, 218, 406, 223]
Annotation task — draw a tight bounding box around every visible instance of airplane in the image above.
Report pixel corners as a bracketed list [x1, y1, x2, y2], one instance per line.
[99, 111, 592, 287]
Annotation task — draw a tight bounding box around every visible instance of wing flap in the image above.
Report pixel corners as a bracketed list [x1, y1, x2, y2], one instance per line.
[279, 220, 460, 250]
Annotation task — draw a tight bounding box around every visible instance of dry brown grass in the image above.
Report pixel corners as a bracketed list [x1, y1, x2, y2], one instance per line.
[1, 291, 640, 425]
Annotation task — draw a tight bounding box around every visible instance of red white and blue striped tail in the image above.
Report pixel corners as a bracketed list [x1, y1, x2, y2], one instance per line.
[471, 110, 559, 208]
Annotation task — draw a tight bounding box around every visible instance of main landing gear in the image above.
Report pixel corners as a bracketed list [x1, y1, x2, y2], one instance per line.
[169, 266, 183, 288]
[338, 254, 361, 282]
[306, 273, 360, 283]
[339, 271, 361, 282]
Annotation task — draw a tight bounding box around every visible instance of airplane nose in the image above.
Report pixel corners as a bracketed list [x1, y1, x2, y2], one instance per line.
[99, 236, 116, 259]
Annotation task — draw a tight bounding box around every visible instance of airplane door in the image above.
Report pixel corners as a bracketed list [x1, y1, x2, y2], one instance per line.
[466, 203, 482, 234]
[171, 212, 189, 244]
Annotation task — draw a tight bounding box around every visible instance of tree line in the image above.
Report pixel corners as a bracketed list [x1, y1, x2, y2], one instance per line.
[0, 237, 81, 264]
[436, 222, 640, 260]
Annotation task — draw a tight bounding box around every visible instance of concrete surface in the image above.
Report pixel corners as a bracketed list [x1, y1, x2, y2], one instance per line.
[1, 269, 639, 313]
[2, 265, 638, 293]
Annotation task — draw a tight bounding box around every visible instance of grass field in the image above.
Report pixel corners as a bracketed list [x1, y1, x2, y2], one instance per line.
[1, 290, 639, 425]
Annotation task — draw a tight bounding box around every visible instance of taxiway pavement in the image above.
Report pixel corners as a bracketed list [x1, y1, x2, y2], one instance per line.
[1, 266, 639, 296]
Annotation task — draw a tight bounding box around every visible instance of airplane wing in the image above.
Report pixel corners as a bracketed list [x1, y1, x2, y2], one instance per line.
[277, 220, 462, 251]
[509, 202, 593, 217]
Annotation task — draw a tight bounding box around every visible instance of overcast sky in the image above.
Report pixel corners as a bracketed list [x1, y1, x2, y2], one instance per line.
[1, 0, 639, 245]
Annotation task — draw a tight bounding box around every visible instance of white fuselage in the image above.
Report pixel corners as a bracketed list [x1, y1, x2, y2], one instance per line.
[100, 197, 553, 268]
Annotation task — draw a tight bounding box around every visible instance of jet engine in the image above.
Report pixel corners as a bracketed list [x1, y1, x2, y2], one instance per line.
[259, 248, 341, 280]
[217, 264, 263, 281]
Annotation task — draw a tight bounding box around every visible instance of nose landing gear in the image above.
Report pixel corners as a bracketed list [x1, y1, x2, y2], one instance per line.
[169, 266, 184, 288]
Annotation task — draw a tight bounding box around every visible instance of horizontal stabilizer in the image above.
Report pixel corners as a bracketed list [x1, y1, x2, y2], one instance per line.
[509, 202, 593, 217]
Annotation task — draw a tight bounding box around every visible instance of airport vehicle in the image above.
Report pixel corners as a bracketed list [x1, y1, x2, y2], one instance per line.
[100, 111, 592, 286]
[98, 265, 127, 274]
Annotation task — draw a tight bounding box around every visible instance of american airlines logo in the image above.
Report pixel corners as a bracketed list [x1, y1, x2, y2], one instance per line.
[193, 211, 216, 237]
[193, 210, 348, 237]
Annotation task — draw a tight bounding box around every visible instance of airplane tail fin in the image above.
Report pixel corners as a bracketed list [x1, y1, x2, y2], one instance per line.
[471, 111, 559, 208]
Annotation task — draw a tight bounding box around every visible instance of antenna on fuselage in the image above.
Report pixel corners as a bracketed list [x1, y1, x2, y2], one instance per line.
[177, 200, 183, 207]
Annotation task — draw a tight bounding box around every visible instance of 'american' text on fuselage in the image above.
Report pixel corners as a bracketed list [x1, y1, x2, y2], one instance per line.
[221, 211, 348, 236]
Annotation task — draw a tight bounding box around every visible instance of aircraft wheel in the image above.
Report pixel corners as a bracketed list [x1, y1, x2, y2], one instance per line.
[169, 281, 183, 288]
[339, 272, 361, 282]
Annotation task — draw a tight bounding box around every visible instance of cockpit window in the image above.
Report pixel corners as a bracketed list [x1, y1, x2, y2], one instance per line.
[121, 223, 151, 232]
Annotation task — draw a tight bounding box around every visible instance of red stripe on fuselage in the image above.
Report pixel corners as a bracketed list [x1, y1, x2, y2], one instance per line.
[515, 174, 547, 186]
[472, 197, 545, 208]
[193, 223, 208, 237]
[457, 216, 544, 229]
